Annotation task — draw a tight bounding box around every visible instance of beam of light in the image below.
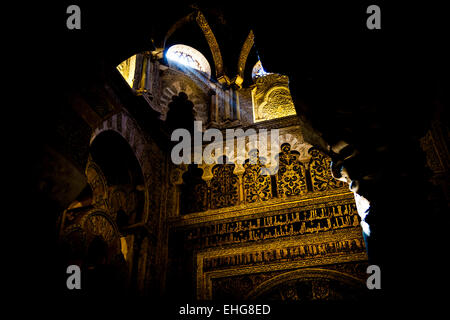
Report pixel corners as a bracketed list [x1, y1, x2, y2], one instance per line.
[353, 192, 371, 236]
[166, 44, 211, 79]
[164, 46, 295, 125]
[252, 60, 269, 80]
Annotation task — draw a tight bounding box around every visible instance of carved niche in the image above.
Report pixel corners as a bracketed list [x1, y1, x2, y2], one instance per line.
[180, 165, 208, 214]
[108, 185, 142, 225]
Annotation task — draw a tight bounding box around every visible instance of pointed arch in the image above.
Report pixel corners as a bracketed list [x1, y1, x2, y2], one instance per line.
[163, 10, 225, 81]
[245, 268, 366, 300]
[163, 12, 196, 48]
[236, 30, 255, 85]
[195, 11, 225, 80]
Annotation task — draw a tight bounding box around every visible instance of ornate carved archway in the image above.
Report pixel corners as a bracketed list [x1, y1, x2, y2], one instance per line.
[245, 268, 367, 300]
[90, 111, 154, 222]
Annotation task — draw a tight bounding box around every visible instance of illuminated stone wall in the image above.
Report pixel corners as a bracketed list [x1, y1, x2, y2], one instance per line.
[116, 55, 137, 88]
[166, 122, 367, 300]
[252, 73, 297, 122]
[67, 47, 369, 300]
[168, 180, 368, 300]
[117, 53, 299, 127]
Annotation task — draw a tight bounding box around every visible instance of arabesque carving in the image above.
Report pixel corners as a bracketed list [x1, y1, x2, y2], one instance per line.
[242, 149, 272, 203]
[276, 144, 308, 197]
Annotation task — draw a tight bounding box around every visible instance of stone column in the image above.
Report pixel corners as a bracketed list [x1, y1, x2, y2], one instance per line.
[235, 89, 241, 121]
[136, 52, 150, 95]
[208, 89, 218, 124]
[224, 89, 231, 120]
